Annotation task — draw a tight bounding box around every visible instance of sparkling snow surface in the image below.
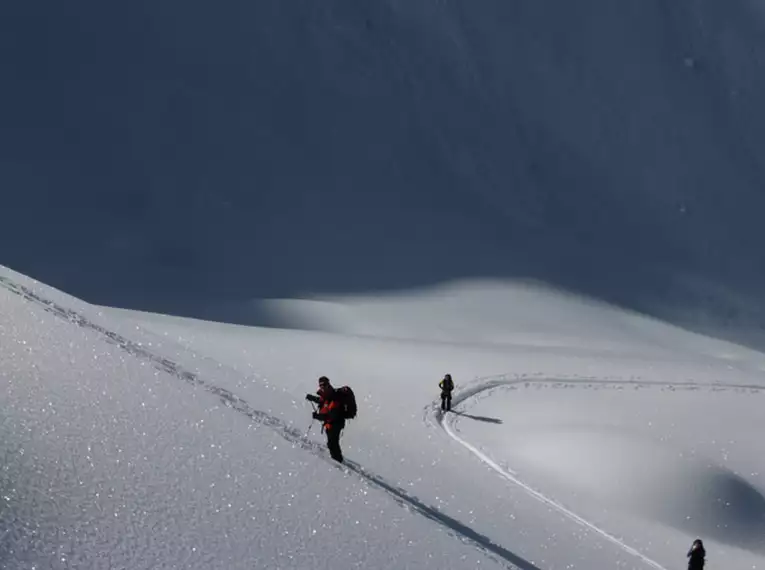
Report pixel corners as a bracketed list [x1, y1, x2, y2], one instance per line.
[4, 1, 765, 568]
[4, 267, 765, 569]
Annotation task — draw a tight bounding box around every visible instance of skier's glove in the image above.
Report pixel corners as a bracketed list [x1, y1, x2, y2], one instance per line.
[312, 412, 321, 420]
[306, 393, 320, 403]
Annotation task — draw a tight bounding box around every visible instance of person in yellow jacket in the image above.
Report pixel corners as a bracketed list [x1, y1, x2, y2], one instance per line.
[439, 373, 454, 411]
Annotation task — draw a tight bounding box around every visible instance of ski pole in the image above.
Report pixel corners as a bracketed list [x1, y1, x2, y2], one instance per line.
[305, 401, 318, 437]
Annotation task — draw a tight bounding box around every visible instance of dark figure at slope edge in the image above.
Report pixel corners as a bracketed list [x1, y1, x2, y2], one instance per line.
[687, 538, 705, 570]
[439, 373, 454, 412]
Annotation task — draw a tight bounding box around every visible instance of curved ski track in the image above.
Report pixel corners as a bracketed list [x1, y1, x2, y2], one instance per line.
[7, 275, 764, 570]
[430, 377, 765, 570]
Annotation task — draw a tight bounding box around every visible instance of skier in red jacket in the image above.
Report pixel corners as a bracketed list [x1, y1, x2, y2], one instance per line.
[306, 376, 346, 462]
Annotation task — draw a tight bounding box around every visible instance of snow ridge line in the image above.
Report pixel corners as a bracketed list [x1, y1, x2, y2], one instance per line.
[433, 375, 765, 570]
[0, 277, 538, 570]
[0, 276, 325, 447]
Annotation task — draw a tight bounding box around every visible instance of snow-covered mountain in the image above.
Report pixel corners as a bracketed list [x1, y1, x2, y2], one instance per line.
[3, 1, 765, 347]
[4, 2, 765, 569]
[3, 266, 765, 569]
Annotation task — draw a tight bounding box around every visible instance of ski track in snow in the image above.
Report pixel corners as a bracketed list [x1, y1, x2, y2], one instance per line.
[0, 276, 538, 570]
[9, 274, 764, 570]
[431, 377, 765, 570]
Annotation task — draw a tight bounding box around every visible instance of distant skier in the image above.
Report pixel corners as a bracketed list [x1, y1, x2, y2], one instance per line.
[306, 376, 356, 463]
[439, 373, 454, 411]
[687, 539, 705, 570]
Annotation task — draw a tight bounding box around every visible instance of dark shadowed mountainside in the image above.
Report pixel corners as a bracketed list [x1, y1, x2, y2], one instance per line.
[2, 0, 765, 345]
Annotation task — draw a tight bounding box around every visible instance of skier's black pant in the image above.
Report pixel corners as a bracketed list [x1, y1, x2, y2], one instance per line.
[326, 425, 343, 462]
[441, 392, 452, 411]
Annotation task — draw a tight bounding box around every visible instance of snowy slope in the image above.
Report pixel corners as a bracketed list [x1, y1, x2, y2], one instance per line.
[5, 265, 765, 569]
[117, 283, 765, 570]
[3, 1, 765, 347]
[0, 269, 508, 569]
[5, 1, 765, 568]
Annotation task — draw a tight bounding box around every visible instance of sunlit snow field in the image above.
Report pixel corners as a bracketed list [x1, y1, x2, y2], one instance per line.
[3, 267, 765, 569]
[4, 1, 765, 568]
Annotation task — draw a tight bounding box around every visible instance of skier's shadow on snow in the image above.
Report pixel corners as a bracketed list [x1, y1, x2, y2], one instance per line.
[451, 410, 503, 424]
[5, 279, 537, 570]
[344, 460, 542, 570]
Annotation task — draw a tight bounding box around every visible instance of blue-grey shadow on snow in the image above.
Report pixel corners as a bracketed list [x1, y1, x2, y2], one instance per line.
[656, 470, 765, 555]
[4, 0, 765, 352]
[445, 382, 765, 557]
[343, 460, 541, 570]
[451, 410, 504, 424]
[0, 276, 540, 570]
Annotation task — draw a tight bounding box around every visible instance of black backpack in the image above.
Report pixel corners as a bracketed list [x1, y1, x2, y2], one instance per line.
[335, 386, 357, 419]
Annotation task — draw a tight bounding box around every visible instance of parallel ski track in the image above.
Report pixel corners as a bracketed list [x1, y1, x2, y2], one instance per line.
[0, 276, 538, 570]
[432, 377, 765, 570]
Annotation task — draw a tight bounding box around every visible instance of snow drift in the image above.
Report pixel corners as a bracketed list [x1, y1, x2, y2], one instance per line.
[448, 378, 765, 563]
[512, 427, 765, 552]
